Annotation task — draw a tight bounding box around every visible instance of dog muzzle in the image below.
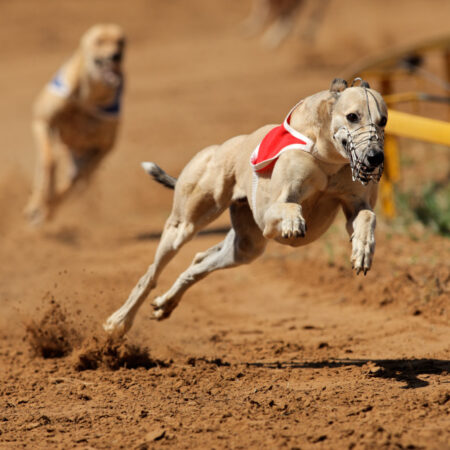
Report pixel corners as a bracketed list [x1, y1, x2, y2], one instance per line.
[335, 124, 384, 185]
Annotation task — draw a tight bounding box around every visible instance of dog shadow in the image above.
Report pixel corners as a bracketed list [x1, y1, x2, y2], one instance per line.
[134, 226, 230, 241]
[44, 226, 81, 246]
[245, 358, 450, 389]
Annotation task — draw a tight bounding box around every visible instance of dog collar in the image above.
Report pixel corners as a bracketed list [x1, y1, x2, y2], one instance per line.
[250, 101, 314, 173]
[96, 80, 123, 117]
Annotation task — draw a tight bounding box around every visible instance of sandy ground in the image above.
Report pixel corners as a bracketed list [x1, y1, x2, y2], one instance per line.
[0, 0, 449, 448]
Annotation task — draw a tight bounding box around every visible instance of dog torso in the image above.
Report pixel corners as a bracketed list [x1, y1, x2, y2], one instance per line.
[177, 86, 381, 248]
[52, 99, 120, 155]
[35, 62, 122, 156]
[178, 125, 366, 249]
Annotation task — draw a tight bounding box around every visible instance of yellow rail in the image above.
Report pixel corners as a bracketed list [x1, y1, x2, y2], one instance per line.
[340, 32, 450, 218]
[380, 110, 449, 218]
[386, 109, 450, 146]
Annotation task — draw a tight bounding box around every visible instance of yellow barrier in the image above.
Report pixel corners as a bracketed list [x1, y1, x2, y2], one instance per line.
[341, 32, 450, 217]
[380, 134, 400, 219]
[380, 109, 449, 218]
[386, 109, 450, 146]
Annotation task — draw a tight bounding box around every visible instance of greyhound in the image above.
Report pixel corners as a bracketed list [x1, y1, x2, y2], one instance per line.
[104, 78, 387, 336]
[25, 24, 126, 225]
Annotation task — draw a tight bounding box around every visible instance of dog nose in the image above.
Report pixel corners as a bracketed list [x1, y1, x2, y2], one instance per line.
[366, 149, 384, 167]
[111, 52, 122, 63]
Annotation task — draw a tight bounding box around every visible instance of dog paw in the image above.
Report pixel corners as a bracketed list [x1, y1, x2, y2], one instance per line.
[24, 205, 48, 226]
[351, 234, 375, 275]
[151, 296, 177, 321]
[281, 215, 306, 239]
[103, 312, 132, 337]
[263, 203, 306, 239]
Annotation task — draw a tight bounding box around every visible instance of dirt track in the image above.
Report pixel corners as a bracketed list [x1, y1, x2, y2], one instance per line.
[0, 1, 449, 448]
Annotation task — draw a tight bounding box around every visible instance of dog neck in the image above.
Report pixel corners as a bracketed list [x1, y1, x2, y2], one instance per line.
[80, 69, 121, 101]
[289, 92, 351, 176]
[74, 65, 123, 117]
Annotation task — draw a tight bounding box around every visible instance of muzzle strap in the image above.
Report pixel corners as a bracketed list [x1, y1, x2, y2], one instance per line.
[339, 79, 384, 185]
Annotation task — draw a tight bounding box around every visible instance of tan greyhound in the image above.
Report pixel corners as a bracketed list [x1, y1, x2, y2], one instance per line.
[104, 78, 387, 336]
[25, 24, 126, 225]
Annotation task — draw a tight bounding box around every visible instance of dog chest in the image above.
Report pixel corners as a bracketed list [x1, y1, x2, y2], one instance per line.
[54, 106, 118, 152]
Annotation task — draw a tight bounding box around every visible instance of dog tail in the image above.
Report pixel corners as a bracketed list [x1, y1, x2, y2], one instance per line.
[141, 162, 177, 190]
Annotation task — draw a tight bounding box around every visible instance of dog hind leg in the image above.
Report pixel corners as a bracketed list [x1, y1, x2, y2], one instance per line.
[103, 218, 197, 336]
[152, 199, 267, 320]
[104, 173, 232, 336]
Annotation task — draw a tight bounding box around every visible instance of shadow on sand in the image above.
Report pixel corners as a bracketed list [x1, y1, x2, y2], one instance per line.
[245, 358, 450, 389]
[134, 226, 230, 241]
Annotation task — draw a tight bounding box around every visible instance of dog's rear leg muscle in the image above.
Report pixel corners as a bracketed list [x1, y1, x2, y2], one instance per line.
[152, 200, 267, 320]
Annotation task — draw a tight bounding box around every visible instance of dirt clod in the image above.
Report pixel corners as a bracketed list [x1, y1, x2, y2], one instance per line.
[25, 299, 80, 358]
[73, 336, 166, 371]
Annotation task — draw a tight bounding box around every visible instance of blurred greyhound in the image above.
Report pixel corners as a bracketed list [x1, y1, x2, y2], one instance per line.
[104, 78, 387, 336]
[25, 24, 126, 225]
[242, 0, 329, 48]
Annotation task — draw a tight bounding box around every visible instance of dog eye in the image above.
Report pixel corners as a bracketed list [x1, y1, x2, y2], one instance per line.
[378, 116, 387, 127]
[346, 113, 359, 123]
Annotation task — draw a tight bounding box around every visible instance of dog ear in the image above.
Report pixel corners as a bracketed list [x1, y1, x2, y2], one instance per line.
[360, 80, 371, 88]
[330, 78, 348, 93]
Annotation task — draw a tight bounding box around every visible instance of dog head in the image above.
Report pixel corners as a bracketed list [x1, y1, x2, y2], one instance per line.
[329, 78, 388, 184]
[81, 24, 126, 86]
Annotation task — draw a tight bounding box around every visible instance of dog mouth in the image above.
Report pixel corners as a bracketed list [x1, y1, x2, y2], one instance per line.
[355, 161, 380, 184]
[338, 125, 384, 185]
[94, 56, 122, 85]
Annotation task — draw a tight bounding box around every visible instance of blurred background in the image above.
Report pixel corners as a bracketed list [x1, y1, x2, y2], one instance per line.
[0, 2, 449, 448]
[0, 0, 448, 239]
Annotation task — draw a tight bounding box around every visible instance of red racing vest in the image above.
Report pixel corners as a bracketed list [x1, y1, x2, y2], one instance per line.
[250, 101, 314, 173]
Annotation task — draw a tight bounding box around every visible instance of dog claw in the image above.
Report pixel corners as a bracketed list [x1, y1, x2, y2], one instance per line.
[363, 268, 368, 276]
[356, 267, 361, 275]
[281, 227, 306, 239]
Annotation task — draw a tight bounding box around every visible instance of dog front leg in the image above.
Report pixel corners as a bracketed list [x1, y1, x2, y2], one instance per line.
[259, 152, 324, 241]
[25, 119, 56, 224]
[262, 178, 313, 240]
[346, 207, 376, 275]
